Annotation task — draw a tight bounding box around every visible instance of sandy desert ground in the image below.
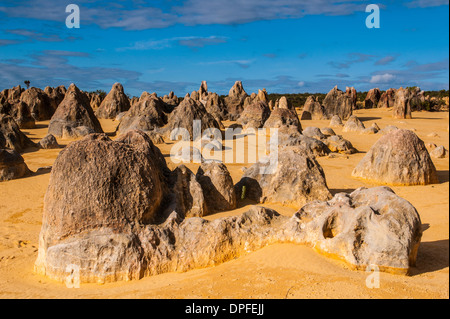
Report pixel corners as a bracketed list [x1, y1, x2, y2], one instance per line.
[0, 107, 448, 299]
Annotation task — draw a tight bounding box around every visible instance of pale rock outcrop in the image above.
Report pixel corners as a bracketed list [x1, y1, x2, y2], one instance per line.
[325, 135, 357, 154]
[430, 145, 448, 159]
[393, 87, 413, 119]
[352, 129, 438, 185]
[263, 107, 302, 133]
[235, 146, 332, 207]
[166, 164, 207, 218]
[296, 186, 422, 274]
[343, 115, 366, 133]
[276, 131, 331, 157]
[116, 95, 167, 135]
[302, 126, 327, 140]
[223, 81, 248, 120]
[301, 96, 324, 120]
[322, 86, 355, 120]
[236, 100, 271, 131]
[329, 114, 344, 128]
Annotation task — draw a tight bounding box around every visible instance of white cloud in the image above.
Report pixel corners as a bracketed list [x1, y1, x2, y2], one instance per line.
[370, 73, 395, 83]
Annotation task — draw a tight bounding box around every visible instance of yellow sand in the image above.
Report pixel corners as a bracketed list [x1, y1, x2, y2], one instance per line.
[0, 108, 448, 299]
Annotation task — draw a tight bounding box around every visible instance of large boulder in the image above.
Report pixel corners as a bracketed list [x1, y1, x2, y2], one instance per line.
[393, 87, 412, 119]
[34, 131, 168, 282]
[165, 97, 222, 141]
[236, 100, 271, 130]
[342, 115, 366, 133]
[0, 148, 31, 182]
[0, 114, 37, 152]
[48, 84, 103, 138]
[301, 96, 324, 120]
[364, 88, 381, 109]
[235, 146, 332, 207]
[95, 83, 131, 119]
[116, 94, 166, 135]
[352, 129, 438, 185]
[378, 88, 396, 108]
[20, 87, 53, 121]
[196, 161, 237, 212]
[322, 86, 355, 120]
[263, 107, 302, 133]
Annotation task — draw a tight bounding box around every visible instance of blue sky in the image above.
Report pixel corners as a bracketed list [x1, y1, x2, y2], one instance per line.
[0, 0, 448, 97]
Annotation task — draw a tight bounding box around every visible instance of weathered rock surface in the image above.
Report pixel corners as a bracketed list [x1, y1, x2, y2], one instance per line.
[237, 100, 271, 130]
[196, 161, 237, 212]
[320, 127, 336, 137]
[364, 88, 381, 109]
[116, 94, 166, 135]
[165, 97, 222, 141]
[393, 87, 413, 119]
[301, 96, 324, 120]
[11, 101, 36, 129]
[276, 131, 331, 157]
[324, 135, 357, 154]
[329, 115, 344, 128]
[263, 107, 302, 133]
[322, 86, 355, 120]
[20, 87, 53, 121]
[0, 148, 31, 182]
[302, 126, 326, 140]
[95, 83, 131, 119]
[235, 146, 332, 207]
[223, 81, 248, 120]
[35, 184, 422, 283]
[378, 88, 396, 108]
[48, 84, 103, 138]
[38, 134, 60, 149]
[352, 129, 438, 185]
[276, 96, 293, 110]
[166, 164, 207, 218]
[296, 186, 422, 274]
[343, 115, 366, 133]
[430, 145, 448, 158]
[0, 114, 37, 152]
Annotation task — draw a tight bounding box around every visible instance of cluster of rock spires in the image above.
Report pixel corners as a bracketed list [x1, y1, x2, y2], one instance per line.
[299, 85, 446, 121]
[0, 80, 445, 284]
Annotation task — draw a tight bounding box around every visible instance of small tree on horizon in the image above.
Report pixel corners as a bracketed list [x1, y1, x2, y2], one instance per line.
[24, 80, 30, 89]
